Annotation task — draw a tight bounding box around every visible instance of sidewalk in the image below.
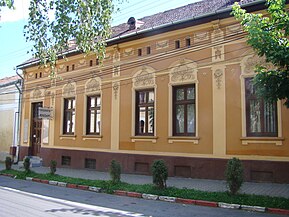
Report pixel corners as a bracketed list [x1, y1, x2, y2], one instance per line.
[1, 163, 289, 199]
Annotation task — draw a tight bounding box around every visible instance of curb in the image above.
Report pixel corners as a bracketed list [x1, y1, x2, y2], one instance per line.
[1, 173, 289, 215]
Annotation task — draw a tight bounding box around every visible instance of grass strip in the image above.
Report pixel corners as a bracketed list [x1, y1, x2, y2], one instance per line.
[1, 169, 288, 210]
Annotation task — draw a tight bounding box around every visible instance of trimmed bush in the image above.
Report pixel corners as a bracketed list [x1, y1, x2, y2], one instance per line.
[5, 156, 12, 170]
[50, 160, 57, 175]
[109, 160, 121, 184]
[225, 157, 244, 195]
[151, 159, 168, 189]
[23, 157, 30, 173]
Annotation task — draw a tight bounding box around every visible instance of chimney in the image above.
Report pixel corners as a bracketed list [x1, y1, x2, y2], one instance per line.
[127, 17, 144, 30]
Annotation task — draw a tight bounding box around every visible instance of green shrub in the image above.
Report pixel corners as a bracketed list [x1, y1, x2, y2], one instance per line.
[109, 160, 121, 184]
[23, 157, 30, 173]
[50, 160, 57, 175]
[225, 157, 244, 195]
[5, 156, 12, 170]
[151, 159, 168, 189]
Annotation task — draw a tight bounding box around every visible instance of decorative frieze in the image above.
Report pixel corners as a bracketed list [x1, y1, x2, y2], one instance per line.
[214, 69, 223, 89]
[123, 48, 134, 56]
[211, 23, 224, 42]
[112, 82, 119, 100]
[85, 77, 101, 93]
[63, 81, 76, 97]
[241, 54, 274, 75]
[133, 66, 155, 88]
[212, 45, 224, 62]
[156, 40, 169, 50]
[226, 23, 242, 36]
[170, 59, 197, 84]
[32, 87, 43, 99]
[194, 31, 209, 43]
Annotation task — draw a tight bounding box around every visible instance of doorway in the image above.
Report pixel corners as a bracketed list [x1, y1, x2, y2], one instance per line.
[30, 102, 43, 156]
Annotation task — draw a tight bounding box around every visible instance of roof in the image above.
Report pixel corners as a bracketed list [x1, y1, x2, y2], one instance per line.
[0, 75, 19, 86]
[110, 0, 256, 38]
[17, 0, 260, 69]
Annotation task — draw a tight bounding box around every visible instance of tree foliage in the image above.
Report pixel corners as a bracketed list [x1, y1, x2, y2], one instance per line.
[232, 0, 289, 108]
[0, 0, 13, 10]
[1, 0, 116, 78]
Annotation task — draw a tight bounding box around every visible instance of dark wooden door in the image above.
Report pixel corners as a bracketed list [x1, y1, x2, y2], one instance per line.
[31, 102, 42, 156]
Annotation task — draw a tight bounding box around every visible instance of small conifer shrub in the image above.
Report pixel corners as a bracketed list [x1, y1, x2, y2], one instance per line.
[23, 157, 30, 173]
[5, 156, 12, 170]
[151, 159, 168, 189]
[109, 160, 121, 184]
[50, 160, 57, 175]
[225, 157, 244, 195]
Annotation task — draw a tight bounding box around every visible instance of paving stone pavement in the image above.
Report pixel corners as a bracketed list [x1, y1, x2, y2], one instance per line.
[1, 163, 289, 199]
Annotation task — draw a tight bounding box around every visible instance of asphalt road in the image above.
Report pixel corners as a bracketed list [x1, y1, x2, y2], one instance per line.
[0, 176, 285, 217]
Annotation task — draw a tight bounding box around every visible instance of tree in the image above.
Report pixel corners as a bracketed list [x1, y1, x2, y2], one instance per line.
[0, 0, 116, 78]
[0, 0, 13, 10]
[232, 0, 289, 108]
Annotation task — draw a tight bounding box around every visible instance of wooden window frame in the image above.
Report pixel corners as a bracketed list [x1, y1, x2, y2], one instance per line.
[175, 40, 180, 49]
[86, 95, 101, 135]
[173, 84, 196, 136]
[135, 89, 154, 136]
[63, 98, 75, 135]
[245, 78, 278, 137]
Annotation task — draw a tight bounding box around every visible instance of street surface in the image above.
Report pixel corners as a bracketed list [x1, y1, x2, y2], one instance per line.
[0, 176, 285, 217]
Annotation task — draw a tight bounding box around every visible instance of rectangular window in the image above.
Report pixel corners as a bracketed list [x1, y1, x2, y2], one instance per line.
[245, 78, 277, 137]
[175, 40, 180, 49]
[87, 95, 101, 134]
[63, 98, 75, 134]
[173, 84, 195, 136]
[135, 89, 154, 135]
[138, 48, 142, 56]
[85, 158, 96, 169]
[185, 38, 191, 47]
[61, 156, 71, 166]
[146, 46, 151, 55]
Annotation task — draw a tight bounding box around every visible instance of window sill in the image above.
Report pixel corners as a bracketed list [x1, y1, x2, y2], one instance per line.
[60, 135, 76, 140]
[131, 136, 158, 143]
[168, 136, 200, 144]
[82, 135, 102, 141]
[240, 137, 284, 146]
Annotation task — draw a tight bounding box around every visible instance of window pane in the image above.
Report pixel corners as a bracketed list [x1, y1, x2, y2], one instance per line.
[72, 99, 75, 109]
[139, 92, 146, 104]
[90, 110, 95, 133]
[139, 107, 146, 134]
[91, 97, 96, 107]
[187, 104, 195, 133]
[264, 101, 276, 133]
[96, 110, 101, 133]
[72, 111, 75, 133]
[176, 105, 184, 133]
[187, 87, 195, 100]
[148, 107, 154, 133]
[96, 96, 101, 106]
[249, 100, 261, 133]
[176, 89, 184, 101]
[149, 91, 154, 102]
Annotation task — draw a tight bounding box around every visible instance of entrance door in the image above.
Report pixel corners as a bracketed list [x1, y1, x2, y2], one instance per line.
[31, 102, 43, 156]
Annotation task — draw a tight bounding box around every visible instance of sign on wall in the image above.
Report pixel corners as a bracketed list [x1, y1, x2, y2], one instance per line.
[38, 107, 53, 119]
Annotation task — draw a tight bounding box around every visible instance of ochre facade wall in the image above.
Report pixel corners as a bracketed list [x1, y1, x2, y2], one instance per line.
[19, 16, 289, 182]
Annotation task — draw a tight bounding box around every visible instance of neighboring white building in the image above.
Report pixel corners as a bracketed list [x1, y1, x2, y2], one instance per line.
[0, 76, 21, 161]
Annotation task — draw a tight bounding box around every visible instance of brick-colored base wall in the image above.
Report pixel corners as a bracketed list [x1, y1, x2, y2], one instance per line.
[19, 146, 289, 183]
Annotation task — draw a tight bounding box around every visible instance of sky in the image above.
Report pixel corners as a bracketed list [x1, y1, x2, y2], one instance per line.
[0, 0, 199, 79]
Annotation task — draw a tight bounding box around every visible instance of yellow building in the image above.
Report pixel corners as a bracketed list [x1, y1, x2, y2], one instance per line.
[17, 0, 289, 183]
[0, 76, 21, 162]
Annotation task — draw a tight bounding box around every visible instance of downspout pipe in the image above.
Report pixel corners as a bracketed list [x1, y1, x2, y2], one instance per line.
[15, 68, 23, 163]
